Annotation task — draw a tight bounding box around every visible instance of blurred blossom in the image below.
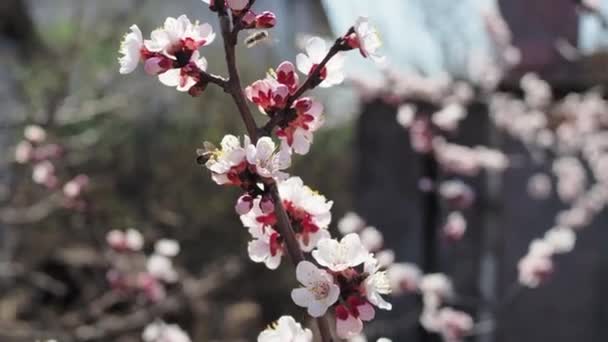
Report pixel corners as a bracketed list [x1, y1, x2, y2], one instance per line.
[32, 161, 57, 188]
[439, 180, 475, 209]
[296, 37, 345, 88]
[387, 262, 421, 294]
[338, 212, 366, 235]
[147, 254, 179, 283]
[155, 239, 181, 257]
[527, 173, 552, 199]
[442, 211, 467, 241]
[15, 141, 33, 164]
[432, 103, 466, 132]
[143, 320, 191, 342]
[24, 125, 47, 143]
[106, 228, 144, 252]
[396, 104, 416, 128]
[257, 316, 313, 342]
[359, 226, 384, 252]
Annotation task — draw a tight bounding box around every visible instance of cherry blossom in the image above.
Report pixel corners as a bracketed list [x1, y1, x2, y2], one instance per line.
[312, 234, 370, 272]
[387, 262, 421, 294]
[432, 103, 466, 132]
[291, 261, 340, 317]
[147, 254, 179, 283]
[15, 140, 33, 164]
[202, 0, 249, 11]
[144, 15, 215, 56]
[544, 226, 576, 254]
[442, 211, 467, 241]
[246, 137, 291, 180]
[155, 239, 181, 257]
[278, 177, 333, 251]
[361, 256, 392, 310]
[247, 220, 284, 270]
[277, 98, 325, 155]
[158, 51, 208, 92]
[347, 16, 384, 63]
[32, 161, 57, 187]
[420, 273, 453, 300]
[204, 135, 248, 186]
[106, 228, 144, 252]
[24, 125, 47, 143]
[257, 316, 313, 342]
[143, 320, 191, 342]
[359, 226, 384, 252]
[296, 37, 345, 88]
[338, 212, 366, 235]
[335, 297, 375, 339]
[62, 175, 89, 199]
[118, 25, 144, 74]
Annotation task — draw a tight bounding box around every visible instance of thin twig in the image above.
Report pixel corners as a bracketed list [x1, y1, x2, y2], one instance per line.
[260, 34, 349, 137]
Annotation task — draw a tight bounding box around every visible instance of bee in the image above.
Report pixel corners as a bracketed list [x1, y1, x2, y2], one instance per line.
[244, 30, 272, 48]
[196, 141, 217, 165]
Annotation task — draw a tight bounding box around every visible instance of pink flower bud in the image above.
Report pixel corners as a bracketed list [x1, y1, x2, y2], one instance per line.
[235, 194, 254, 215]
[227, 0, 248, 11]
[255, 11, 276, 28]
[144, 57, 170, 75]
[241, 10, 256, 27]
[260, 196, 275, 214]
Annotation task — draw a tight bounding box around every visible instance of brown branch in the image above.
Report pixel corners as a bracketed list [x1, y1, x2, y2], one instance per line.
[217, 1, 259, 142]
[214, 3, 334, 341]
[199, 70, 230, 91]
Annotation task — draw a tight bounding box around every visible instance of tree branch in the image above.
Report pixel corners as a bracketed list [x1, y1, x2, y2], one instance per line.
[214, 3, 334, 341]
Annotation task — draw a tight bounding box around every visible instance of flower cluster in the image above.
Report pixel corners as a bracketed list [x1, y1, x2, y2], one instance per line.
[143, 320, 191, 342]
[15, 124, 89, 209]
[118, 15, 216, 95]
[120, 2, 385, 340]
[106, 228, 181, 302]
[291, 234, 392, 339]
[241, 177, 332, 269]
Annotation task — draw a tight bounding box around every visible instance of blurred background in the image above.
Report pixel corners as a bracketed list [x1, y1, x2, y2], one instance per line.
[1, 0, 608, 341]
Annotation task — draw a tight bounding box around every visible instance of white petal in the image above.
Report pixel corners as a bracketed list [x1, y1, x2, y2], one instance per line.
[306, 37, 327, 62]
[158, 69, 181, 87]
[296, 53, 313, 75]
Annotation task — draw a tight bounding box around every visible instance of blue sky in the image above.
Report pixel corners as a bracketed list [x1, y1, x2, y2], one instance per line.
[322, 0, 608, 77]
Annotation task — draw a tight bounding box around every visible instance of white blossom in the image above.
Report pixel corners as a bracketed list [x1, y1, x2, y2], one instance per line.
[257, 316, 313, 342]
[296, 37, 345, 88]
[362, 256, 392, 310]
[246, 137, 291, 180]
[143, 320, 191, 342]
[352, 16, 384, 63]
[312, 234, 370, 272]
[338, 212, 366, 234]
[291, 261, 340, 317]
[147, 254, 178, 283]
[155, 239, 181, 257]
[118, 25, 144, 74]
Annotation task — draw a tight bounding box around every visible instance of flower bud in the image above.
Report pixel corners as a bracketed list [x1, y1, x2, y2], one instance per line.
[255, 11, 276, 28]
[235, 194, 254, 215]
[144, 57, 171, 75]
[260, 196, 275, 214]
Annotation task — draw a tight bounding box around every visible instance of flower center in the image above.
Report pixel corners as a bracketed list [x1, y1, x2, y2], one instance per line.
[311, 281, 330, 300]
